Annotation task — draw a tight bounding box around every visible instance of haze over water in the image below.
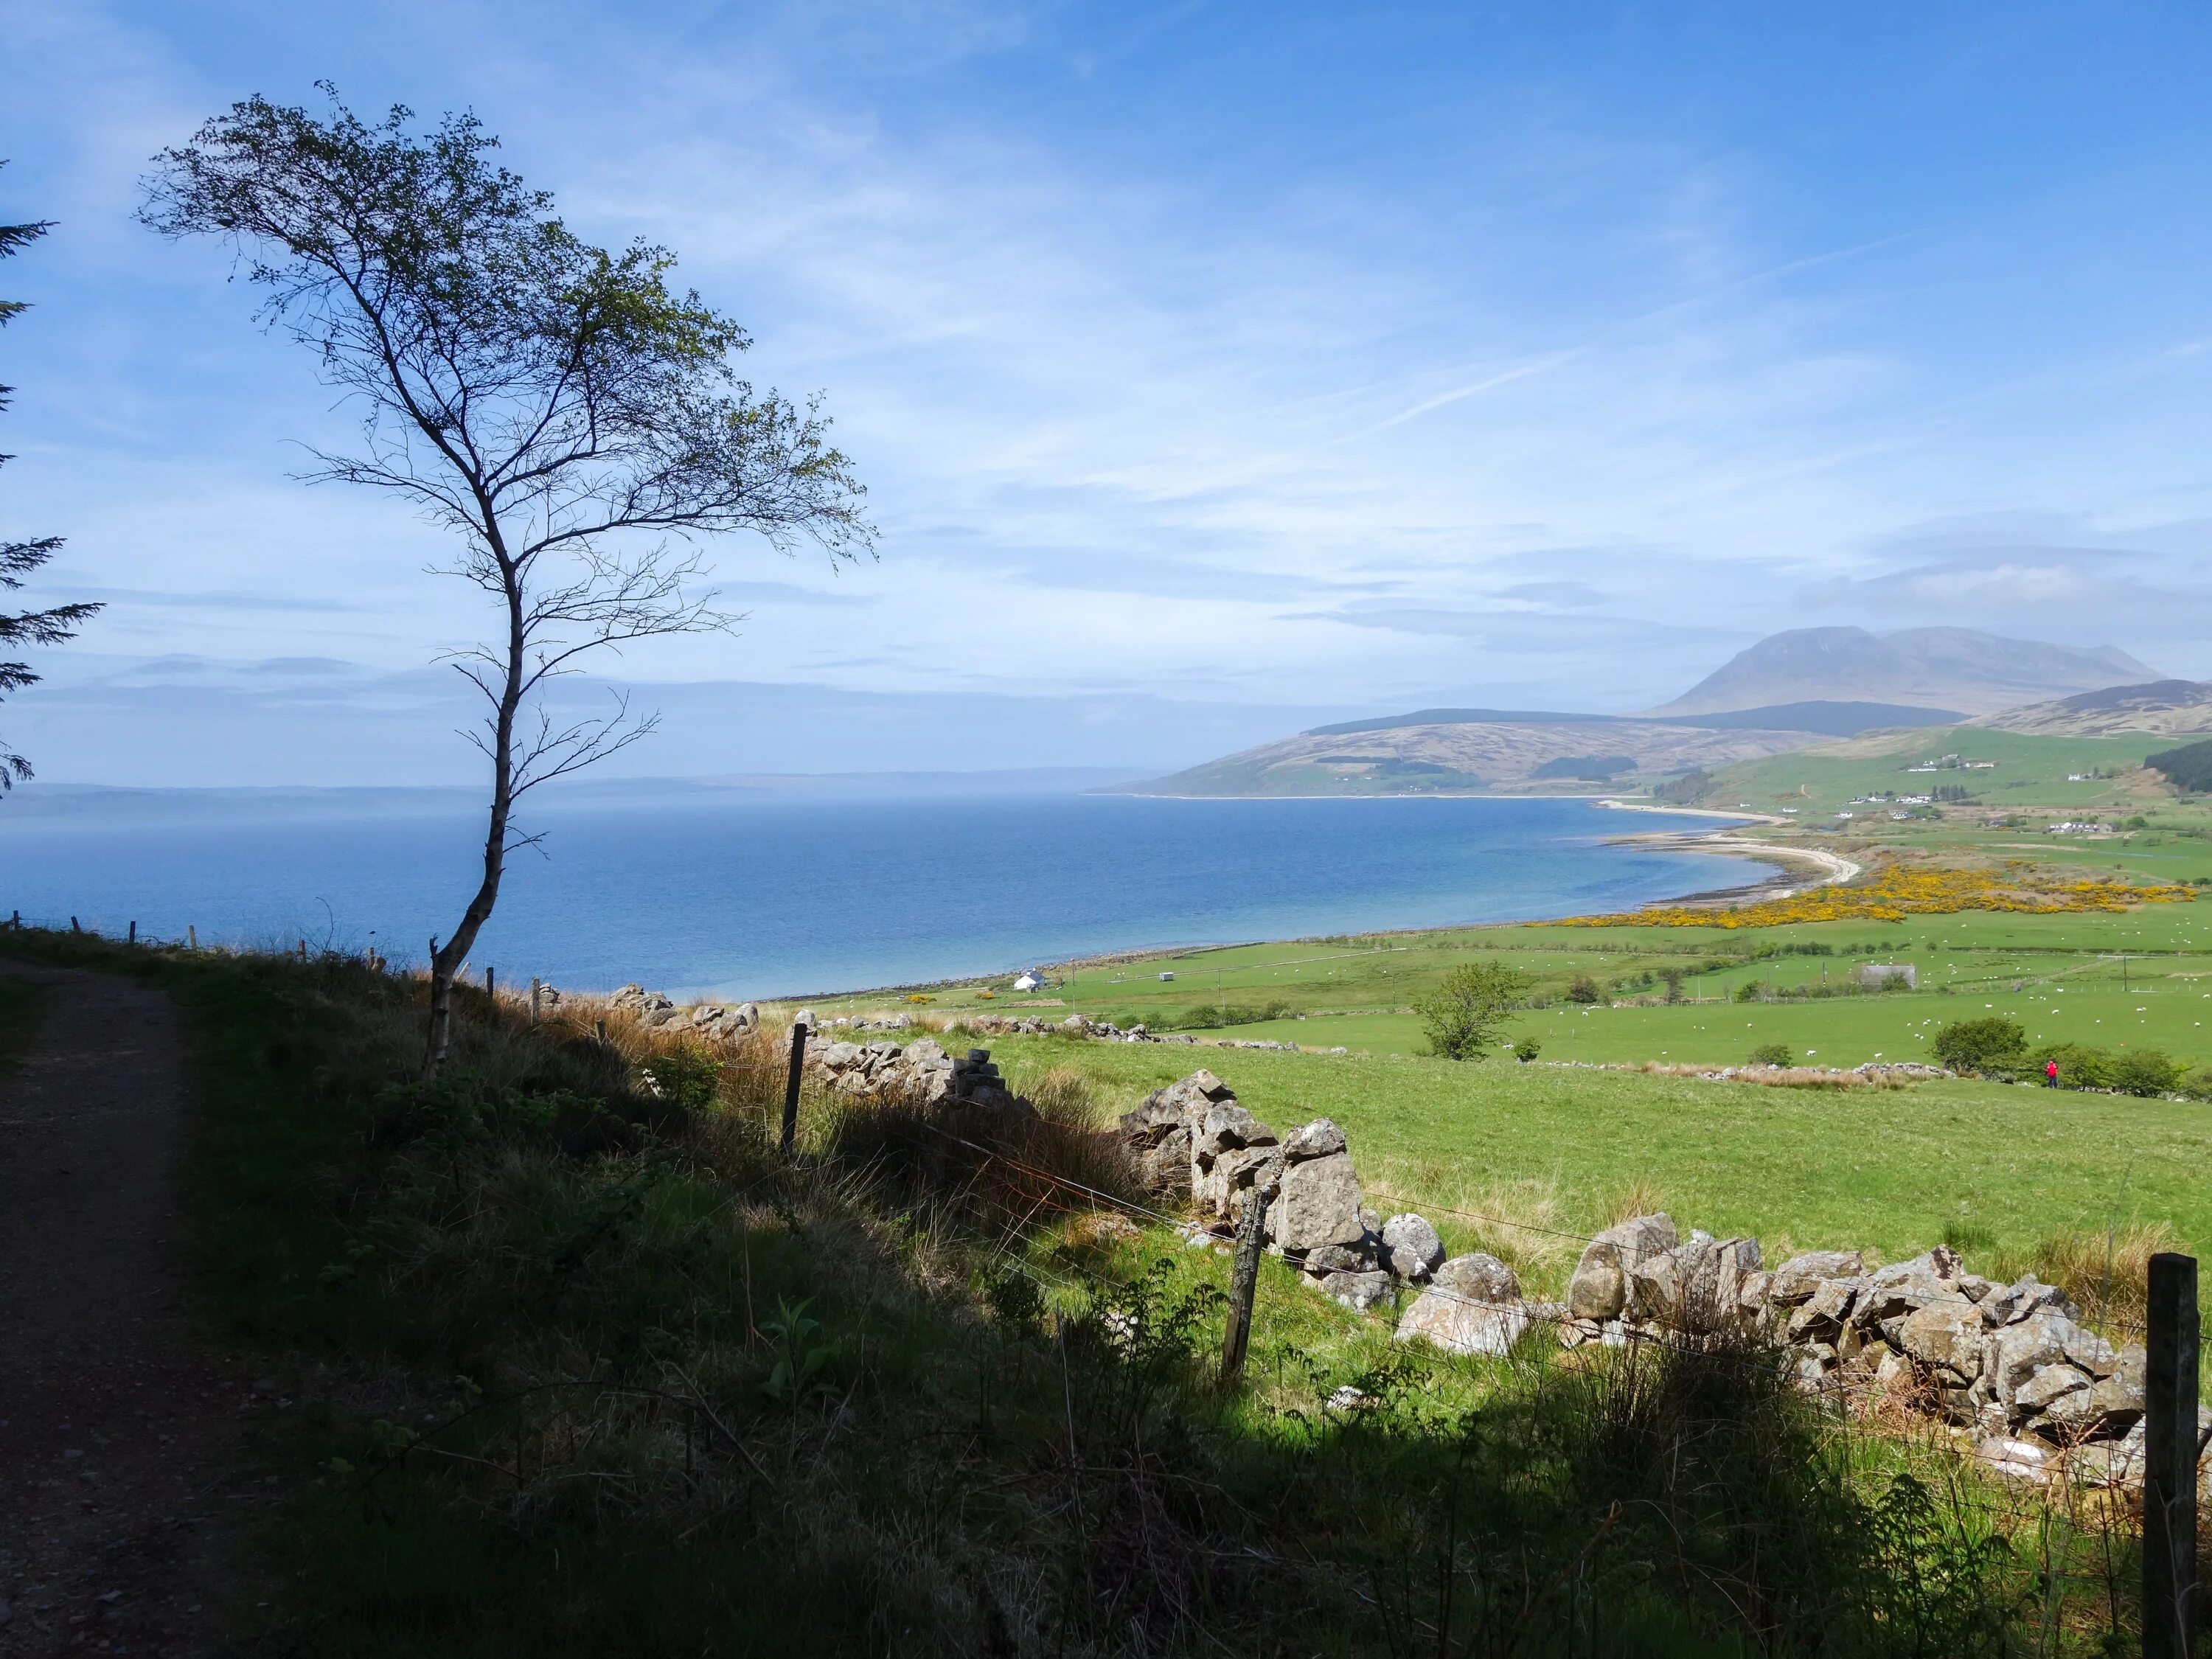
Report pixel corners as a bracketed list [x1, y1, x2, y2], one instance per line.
[0, 788, 1747, 999]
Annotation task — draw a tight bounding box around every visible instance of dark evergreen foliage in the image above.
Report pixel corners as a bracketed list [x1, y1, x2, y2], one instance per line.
[1, 161, 102, 786]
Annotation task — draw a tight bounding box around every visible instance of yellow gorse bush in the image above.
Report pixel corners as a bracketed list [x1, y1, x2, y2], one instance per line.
[1554, 860, 2195, 931]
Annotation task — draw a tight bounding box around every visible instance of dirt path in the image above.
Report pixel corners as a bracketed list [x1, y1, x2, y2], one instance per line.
[0, 962, 268, 1658]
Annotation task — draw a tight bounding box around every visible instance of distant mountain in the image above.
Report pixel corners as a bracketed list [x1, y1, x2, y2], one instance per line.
[1110, 717, 1822, 798]
[1304, 700, 1958, 742]
[1974, 679, 2212, 737]
[1647, 627, 2160, 718]
[1110, 627, 2164, 799]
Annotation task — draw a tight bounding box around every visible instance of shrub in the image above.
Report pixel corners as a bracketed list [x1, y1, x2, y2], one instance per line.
[1747, 1042, 1792, 1068]
[1734, 979, 1762, 1004]
[1652, 768, 1711, 804]
[2109, 1048, 2183, 1096]
[2026, 1043, 2112, 1091]
[1414, 961, 1528, 1061]
[1513, 1037, 1542, 1062]
[1565, 973, 1601, 1004]
[1931, 1016, 2026, 1073]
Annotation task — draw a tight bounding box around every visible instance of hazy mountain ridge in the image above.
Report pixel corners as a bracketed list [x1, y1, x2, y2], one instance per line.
[1972, 678, 2212, 737]
[1119, 627, 2168, 796]
[1648, 627, 2160, 718]
[1116, 720, 1821, 797]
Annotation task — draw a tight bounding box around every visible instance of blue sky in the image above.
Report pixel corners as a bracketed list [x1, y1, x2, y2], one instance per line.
[6, 1, 2212, 784]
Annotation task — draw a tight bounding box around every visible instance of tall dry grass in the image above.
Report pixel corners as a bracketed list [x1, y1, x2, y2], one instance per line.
[1992, 1220, 2183, 1336]
[1363, 1164, 1585, 1290]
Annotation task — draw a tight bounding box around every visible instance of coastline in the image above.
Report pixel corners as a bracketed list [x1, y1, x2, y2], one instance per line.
[805, 820, 1844, 998]
[1597, 830, 1861, 909]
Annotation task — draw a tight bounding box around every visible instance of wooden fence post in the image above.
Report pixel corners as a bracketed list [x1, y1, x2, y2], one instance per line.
[2145, 1251, 2201, 1659]
[128, 920, 136, 944]
[781, 1018, 809, 1158]
[1219, 1178, 1275, 1389]
[486, 964, 495, 1003]
[187, 924, 196, 950]
[530, 977, 542, 1024]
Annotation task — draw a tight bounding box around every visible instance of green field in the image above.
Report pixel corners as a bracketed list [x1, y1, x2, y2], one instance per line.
[976, 1036, 2207, 1285]
[803, 729, 2212, 1090]
[1672, 723, 2177, 821]
[779, 745, 2212, 1295]
[810, 901, 2212, 1067]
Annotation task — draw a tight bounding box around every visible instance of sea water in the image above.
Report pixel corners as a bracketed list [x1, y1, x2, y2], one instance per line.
[0, 785, 1748, 998]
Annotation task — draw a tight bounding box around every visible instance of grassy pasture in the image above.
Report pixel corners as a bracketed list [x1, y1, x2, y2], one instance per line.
[984, 1036, 2208, 1287]
[811, 899, 2212, 1067]
[1679, 725, 2173, 821]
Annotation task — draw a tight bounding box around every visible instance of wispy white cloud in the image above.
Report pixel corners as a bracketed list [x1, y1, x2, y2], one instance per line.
[7, 0, 2212, 783]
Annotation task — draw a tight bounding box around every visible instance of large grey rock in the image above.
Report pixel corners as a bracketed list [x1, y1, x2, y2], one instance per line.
[1431, 1252, 1522, 1305]
[1320, 1269, 1393, 1312]
[1118, 1089, 1199, 1195]
[1396, 1289, 1529, 1357]
[1268, 1150, 1363, 1251]
[1736, 1268, 1775, 1323]
[1993, 1275, 2076, 1327]
[1627, 1229, 1761, 1330]
[2013, 1364, 2091, 1416]
[2084, 1345, 2148, 1427]
[1205, 1145, 1283, 1218]
[1990, 1310, 2084, 1405]
[1701, 1237, 1764, 1326]
[1767, 1250, 1865, 1306]
[1304, 1239, 1380, 1274]
[1975, 1436, 2054, 1484]
[1380, 1214, 1445, 1281]
[1627, 1237, 1695, 1324]
[1279, 1118, 1347, 1162]
[1197, 1102, 1276, 1156]
[1565, 1214, 1677, 1321]
[1893, 1300, 1986, 1381]
[1786, 1277, 1863, 1342]
[1857, 1248, 1996, 1318]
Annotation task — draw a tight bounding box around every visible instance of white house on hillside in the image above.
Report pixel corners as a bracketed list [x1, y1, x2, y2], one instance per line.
[1012, 970, 1047, 992]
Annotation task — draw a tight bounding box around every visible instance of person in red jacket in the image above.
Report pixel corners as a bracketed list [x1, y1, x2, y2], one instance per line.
[2045, 1057, 2060, 1088]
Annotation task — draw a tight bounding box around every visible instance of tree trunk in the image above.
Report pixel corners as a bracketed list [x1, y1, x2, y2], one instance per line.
[423, 556, 526, 1079]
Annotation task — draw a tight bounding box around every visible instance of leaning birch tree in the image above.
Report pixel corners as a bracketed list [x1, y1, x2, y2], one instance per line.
[142, 91, 870, 1072]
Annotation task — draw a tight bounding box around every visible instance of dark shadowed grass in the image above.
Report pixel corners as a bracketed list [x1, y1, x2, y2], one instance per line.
[0, 927, 2160, 1655]
[0, 970, 46, 1070]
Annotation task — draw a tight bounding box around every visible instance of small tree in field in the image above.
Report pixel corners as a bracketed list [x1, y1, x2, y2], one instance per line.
[1415, 961, 1526, 1061]
[1, 163, 101, 787]
[1931, 1016, 2025, 1074]
[142, 91, 870, 1073]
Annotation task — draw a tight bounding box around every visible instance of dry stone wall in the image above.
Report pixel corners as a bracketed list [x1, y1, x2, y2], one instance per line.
[1118, 1069, 2202, 1499]
[585, 995, 2197, 1502]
